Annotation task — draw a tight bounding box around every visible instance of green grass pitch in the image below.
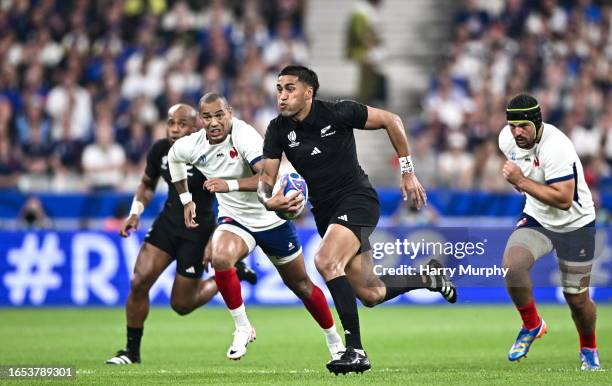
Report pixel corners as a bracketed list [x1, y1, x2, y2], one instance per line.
[0, 305, 610, 385]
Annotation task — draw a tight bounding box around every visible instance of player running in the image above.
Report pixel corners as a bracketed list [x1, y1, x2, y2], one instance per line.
[106, 104, 256, 365]
[499, 94, 600, 370]
[258, 65, 457, 375]
[168, 93, 344, 361]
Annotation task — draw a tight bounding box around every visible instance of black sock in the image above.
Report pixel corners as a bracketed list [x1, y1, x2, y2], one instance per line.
[126, 326, 143, 356]
[380, 273, 429, 303]
[326, 276, 362, 350]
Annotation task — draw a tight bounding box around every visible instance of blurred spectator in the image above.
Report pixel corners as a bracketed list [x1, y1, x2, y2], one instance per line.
[19, 196, 52, 229]
[167, 51, 201, 99]
[262, 0, 306, 38]
[0, 135, 20, 191]
[437, 132, 474, 189]
[50, 122, 84, 192]
[123, 121, 151, 173]
[81, 116, 126, 192]
[122, 48, 167, 100]
[46, 70, 93, 141]
[346, 0, 387, 105]
[455, 0, 490, 39]
[408, 130, 438, 189]
[425, 70, 474, 130]
[20, 122, 54, 191]
[474, 137, 510, 192]
[263, 18, 308, 68]
[0, 96, 14, 140]
[15, 96, 51, 145]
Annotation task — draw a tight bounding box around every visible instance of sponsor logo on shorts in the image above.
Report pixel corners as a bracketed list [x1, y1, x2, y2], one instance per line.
[185, 266, 196, 274]
[337, 214, 348, 221]
[288, 241, 294, 250]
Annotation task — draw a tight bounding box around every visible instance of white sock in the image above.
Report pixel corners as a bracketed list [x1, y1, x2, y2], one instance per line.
[229, 304, 251, 329]
[323, 325, 343, 346]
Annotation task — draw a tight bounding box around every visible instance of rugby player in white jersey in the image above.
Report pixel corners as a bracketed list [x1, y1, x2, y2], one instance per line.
[168, 92, 344, 361]
[499, 94, 600, 370]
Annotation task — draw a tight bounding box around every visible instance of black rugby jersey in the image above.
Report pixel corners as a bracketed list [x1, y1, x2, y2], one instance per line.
[145, 139, 214, 225]
[263, 100, 375, 207]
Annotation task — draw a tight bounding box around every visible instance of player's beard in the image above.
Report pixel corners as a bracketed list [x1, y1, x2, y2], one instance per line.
[514, 135, 534, 149]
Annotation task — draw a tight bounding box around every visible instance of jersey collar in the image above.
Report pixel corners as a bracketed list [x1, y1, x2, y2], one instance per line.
[302, 99, 318, 126]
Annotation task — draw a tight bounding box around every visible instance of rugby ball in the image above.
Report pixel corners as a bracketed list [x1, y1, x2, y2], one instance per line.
[273, 172, 308, 220]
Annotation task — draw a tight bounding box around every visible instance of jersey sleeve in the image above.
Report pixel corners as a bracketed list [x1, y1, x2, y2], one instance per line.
[233, 120, 264, 167]
[168, 136, 195, 183]
[542, 137, 577, 184]
[263, 119, 283, 159]
[498, 126, 512, 159]
[334, 100, 368, 130]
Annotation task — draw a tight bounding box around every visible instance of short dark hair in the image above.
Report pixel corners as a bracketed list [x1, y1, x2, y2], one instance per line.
[278, 65, 319, 97]
[507, 94, 538, 110]
[199, 92, 229, 110]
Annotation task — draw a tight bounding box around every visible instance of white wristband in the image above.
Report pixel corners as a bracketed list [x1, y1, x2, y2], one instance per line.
[179, 192, 192, 205]
[129, 200, 144, 216]
[226, 180, 239, 192]
[399, 156, 415, 174]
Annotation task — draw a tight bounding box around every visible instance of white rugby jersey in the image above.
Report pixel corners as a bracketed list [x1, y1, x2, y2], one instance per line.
[499, 123, 595, 230]
[168, 117, 284, 231]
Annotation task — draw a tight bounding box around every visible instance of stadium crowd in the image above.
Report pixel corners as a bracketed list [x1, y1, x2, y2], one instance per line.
[0, 0, 609, 197]
[416, 0, 611, 198]
[0, 0, 307, 192]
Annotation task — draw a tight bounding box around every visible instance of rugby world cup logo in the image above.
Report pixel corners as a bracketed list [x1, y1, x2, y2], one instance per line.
[288, 131, 300, 147]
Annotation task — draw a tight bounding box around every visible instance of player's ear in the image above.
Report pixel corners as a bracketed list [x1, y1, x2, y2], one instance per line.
[306, 86, 313, 99]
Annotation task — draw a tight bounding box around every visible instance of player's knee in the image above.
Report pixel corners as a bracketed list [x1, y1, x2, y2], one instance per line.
[284, 277, 312, 299]
[564, 292, 591, 310]
[130, 272, 153, 296]
[502, 248, 532, 273]
[314, 251, 344, 278]
[170, 299, 195, 316]
[211, 254, 234, 271]
[357, 288, 383, 308]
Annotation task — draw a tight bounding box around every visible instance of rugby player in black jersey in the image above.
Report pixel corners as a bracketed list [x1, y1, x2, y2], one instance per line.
[106, 104, 256, 365]
[258, 66, 457, 374]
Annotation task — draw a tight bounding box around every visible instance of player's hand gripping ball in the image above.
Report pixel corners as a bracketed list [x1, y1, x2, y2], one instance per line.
[273, 172, 308, 220]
